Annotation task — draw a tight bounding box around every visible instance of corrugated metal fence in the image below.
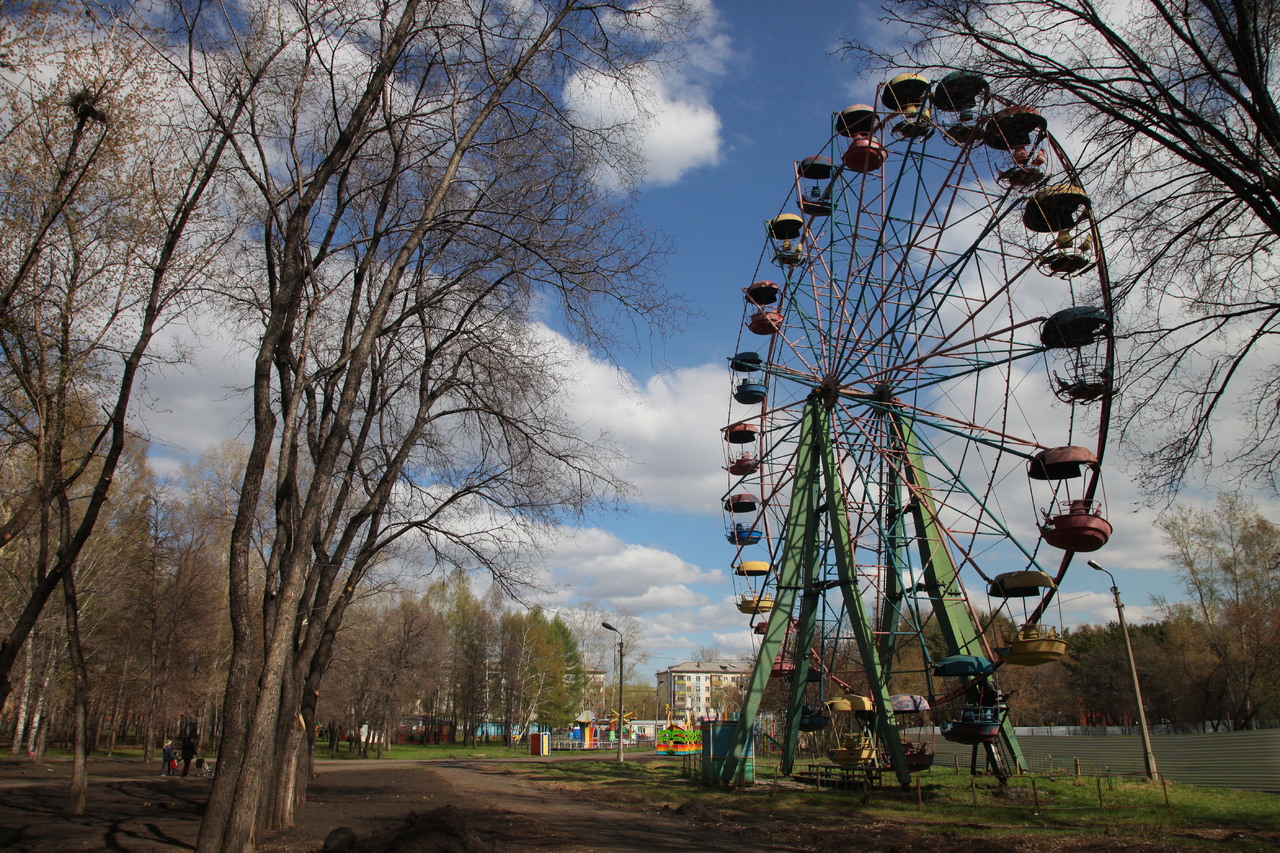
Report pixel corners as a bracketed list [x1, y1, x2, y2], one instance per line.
[924, 728, 1280, 792]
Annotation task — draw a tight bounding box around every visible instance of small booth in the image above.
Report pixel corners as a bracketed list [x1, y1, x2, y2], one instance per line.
[574, 710, 595, 749]
[701, 719, 753, 786]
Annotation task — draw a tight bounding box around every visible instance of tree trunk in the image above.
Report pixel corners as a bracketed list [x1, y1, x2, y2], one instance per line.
[208, 548, 314, 852]
[26, 633, 55, 759]
[9, 633, 34, 754]
[263, 665, 304, 831]
[30, 713, 48, 762]
[295, 720, 315, 806]
[62, 566, 89, 815]
[195, 577, 258, 853]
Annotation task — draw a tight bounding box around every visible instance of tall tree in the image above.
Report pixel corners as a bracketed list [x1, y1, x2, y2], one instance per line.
[124, 2, 702, 848]
[542, 614, 587, 728]
[445, 577, 495, 748]
[491, 608, 587, 741]
[1159, 495, 1280, 728]
[0, 6, 257, 811]
[858, 1, 1280, 493]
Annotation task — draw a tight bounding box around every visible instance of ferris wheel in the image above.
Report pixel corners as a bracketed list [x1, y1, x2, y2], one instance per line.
[716, 71, 1116, 787]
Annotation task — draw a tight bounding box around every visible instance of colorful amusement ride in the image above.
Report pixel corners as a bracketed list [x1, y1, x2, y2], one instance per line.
[715, 70, 1115, 787]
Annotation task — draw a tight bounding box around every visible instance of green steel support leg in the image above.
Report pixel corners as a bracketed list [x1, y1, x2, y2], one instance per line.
[718, 402, 824, 786]
[819, 410, 912, 788]
[877, 474, 909, 679]
[895, 414, 1025, 776]
[779, 585, 820, 776]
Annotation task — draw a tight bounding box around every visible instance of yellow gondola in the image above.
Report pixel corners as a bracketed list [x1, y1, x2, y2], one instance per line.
[736, 594, 773, 614]
[1002, 623, 1068, 665]
[827, 734, 877, 765]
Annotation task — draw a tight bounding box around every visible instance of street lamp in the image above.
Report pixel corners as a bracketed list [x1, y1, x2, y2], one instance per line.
[601, 621, 624, 763]
[1087, 560, 1160, 781]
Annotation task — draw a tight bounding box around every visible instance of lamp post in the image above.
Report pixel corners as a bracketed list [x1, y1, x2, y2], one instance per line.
[1087, 560, 1160, 781]
[602, 621, 624, 763]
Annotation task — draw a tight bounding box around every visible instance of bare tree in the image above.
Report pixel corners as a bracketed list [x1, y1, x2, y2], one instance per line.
[0, 6, 265, 811]
[855, 0, 1280, 494]
[562, 603, 649, 684]
[123, 2, 700, 849]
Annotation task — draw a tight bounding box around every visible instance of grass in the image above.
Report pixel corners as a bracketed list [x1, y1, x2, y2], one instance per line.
[28, 746, 147, 760]
[491, 756, 1280, 849]
[315, 742, 528, 761]
[28, 740, 651, 763]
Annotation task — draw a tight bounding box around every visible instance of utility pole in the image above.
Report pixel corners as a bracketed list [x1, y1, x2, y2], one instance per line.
[602, 622, 624, 763]
[1088, 560, 1160, 781]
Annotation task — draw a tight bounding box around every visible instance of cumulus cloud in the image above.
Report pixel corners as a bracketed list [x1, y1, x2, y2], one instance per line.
[641, 94, 722, 186]
[563, 1, 732, 189]
[136, 314, 253, 475]
[641, 593, 754, 652]
[539, 525, 722, 604]
[709, 629, 756, 658]
[528, 324, 732, 515]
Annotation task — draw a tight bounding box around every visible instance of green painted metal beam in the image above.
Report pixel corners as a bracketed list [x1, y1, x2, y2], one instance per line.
[893, 412, 1025, 773]
[820, 407, 912, 788]
[717, 400, 824, 786]
[779, 584, 820, 776]
[877, 465, 909, 679]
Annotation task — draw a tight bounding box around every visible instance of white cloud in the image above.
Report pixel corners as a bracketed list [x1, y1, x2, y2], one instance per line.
[136, 313, 253, 468]
[541, 526, 722, 605]
[641, 95, 722, 186]
[611, 583, 709, 613]
[564, 65, 723, 188]
[710, 629, 756, 658]
[562, 1, 732, 189]
[640, 593, 754, 653]
[531, 326, 732, 515]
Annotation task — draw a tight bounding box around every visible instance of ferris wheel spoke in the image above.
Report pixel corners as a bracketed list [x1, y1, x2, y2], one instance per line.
[820, 157, 1023, 376]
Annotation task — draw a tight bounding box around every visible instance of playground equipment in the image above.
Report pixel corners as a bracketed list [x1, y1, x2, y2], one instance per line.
[716, 70, 1116, 788]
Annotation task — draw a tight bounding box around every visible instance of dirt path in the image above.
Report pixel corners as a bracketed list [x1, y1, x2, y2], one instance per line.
[366, 759, 795, 853]
[0, 755, 787, 852]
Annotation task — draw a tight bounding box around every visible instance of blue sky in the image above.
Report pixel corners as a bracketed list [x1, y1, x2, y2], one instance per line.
[519, 0, 1264, 669]
[141, 0, 1271, 674]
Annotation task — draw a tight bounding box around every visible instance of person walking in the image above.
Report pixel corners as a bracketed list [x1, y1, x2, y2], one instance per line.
[161, 740, 175, 777]
[181, 736, 197, 777]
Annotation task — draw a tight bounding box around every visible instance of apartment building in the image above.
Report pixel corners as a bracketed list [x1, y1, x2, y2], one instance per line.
[655, 660, 749, 721]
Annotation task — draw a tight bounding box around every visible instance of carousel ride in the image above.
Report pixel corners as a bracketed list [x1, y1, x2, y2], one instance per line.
[715, 71, 1116, 787]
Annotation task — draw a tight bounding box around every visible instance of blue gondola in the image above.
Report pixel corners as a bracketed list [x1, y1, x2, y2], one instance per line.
[733, 380, 767, 405]
[931, 655, 994, 678]
[726, 523, 763, 545]
[940, 705, 1001, 745]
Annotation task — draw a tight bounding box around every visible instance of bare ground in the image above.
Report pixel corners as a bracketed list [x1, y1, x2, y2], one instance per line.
[0, 754, 1274, 852]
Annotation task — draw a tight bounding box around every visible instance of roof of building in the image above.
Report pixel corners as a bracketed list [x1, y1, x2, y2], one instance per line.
[657, 660, 749, 675]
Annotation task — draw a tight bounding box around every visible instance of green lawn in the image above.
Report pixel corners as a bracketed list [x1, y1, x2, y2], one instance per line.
[34, 740, 646, 763]
[315, 742, 529, 761]
[494, 757, 1280, 849]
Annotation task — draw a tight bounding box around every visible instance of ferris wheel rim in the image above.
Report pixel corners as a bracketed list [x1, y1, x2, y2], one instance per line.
[724, 84, 1115, 689]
